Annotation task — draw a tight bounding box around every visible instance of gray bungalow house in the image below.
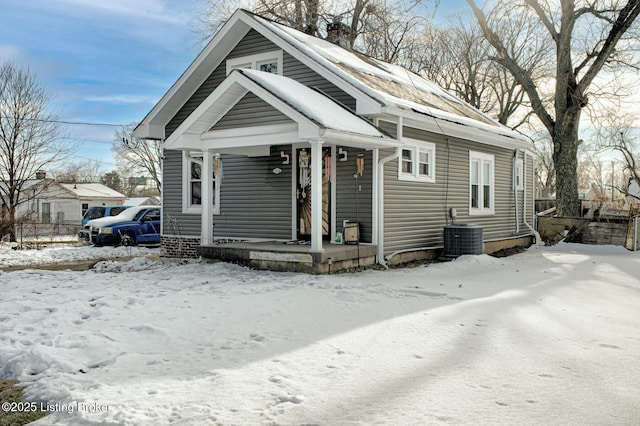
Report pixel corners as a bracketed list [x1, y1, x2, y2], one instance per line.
[134, 9, 535, 272]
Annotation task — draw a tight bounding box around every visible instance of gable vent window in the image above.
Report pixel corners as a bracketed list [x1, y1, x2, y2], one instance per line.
[226, 50, 283, 75]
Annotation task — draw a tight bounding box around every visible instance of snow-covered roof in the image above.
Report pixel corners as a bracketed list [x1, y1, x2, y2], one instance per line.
[249, 12, 529, 144]
[135, 9, 530, 148]
[124, 196, 160, 206]
[59, 183, 125, 199]
[238, 68, 384, 137]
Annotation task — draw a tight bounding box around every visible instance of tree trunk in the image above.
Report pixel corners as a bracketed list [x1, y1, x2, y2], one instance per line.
[552, 114, 581, 217]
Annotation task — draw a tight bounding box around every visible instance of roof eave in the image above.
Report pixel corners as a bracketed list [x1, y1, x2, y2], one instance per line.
[384, 106, 533, 150]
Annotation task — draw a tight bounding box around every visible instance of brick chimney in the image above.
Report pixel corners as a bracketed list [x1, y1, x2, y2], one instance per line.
[35, 170, 46, 179]
[326, 21, 351, 49]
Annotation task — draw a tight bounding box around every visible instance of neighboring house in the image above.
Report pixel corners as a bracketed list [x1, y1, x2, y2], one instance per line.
[134, 10, 535, 268]
[123, 196, 161, 206]
[15, 180, 126, 224]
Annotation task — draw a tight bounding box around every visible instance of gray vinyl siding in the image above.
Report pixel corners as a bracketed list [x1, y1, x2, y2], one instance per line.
[335, 148, 373, 243]
[214, 147, 292, 239]
[381, 123, 534, 256]
[212, 93, 291, 130]
[162, 150, 201, 237]
[166, 30, 355, 137]
[162, 147, 292, 240]
[282, 53, 356, 112]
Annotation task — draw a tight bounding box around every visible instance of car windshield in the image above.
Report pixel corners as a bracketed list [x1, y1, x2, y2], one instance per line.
[84, 207, 106, 220]
[109, 207, 148, 221]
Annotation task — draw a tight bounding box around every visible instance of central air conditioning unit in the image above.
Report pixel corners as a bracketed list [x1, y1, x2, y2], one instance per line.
[443, 224, 484, 257]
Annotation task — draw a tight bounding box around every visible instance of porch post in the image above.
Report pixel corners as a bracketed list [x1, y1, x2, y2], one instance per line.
[201, 149, 213, 245]
[310, 139, 324, 252]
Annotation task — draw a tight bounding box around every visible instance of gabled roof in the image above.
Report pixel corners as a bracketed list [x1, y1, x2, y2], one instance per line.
[59, 183, 125, 199]
[164, 68, 399, 151]
[135, 9, 530, 149]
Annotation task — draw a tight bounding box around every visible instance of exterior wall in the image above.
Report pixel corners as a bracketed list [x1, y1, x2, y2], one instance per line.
[162, 146, 293, 241]
[162, 29, 358, 245]
[380, 121, 534, 256]
[335, 147, 373, 243]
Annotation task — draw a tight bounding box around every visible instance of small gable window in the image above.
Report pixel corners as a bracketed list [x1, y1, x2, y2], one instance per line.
[226, 51, 283, 75]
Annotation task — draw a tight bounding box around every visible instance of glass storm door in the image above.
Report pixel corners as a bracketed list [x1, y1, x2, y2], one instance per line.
[296, 148, 331, 240]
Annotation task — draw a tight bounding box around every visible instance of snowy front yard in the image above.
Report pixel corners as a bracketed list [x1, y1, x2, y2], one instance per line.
[0, 243, 639, 425]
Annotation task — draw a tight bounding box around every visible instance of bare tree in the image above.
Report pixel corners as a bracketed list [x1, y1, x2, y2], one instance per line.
[416, 14, 540, 128]
[196, 0, 322, 39]
[530, 130, 556, 199]
[0, 62, 75, 241]
[112, 124, 161, 193]
[51, 160, 103, 183]
[593, 110, 640, 199]
[467, 0, 640, 216]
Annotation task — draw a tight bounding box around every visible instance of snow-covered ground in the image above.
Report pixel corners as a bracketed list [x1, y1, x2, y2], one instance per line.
[0, 243, 639, 425]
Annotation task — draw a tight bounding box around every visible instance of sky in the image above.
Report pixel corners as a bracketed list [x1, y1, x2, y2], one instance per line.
[0, 0, 205, 172]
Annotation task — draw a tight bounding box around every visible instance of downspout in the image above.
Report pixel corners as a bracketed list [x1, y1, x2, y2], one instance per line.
[522, 150, 542, 245]
[377, 149, 399, 267]
[376, 116, 403, 267]
[513, 149, 520, 234]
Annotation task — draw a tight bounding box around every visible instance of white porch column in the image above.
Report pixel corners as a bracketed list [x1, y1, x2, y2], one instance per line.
[201, 149, 213, 245]
[310, 140, 324, 252]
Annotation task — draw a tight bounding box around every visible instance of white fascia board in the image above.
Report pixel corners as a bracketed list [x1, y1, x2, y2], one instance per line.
[201, 124, 300, 149]
[319, 129, 401, 149]
[133, 123, 165, 140]
[162, 133, 202, 151]
[136, 13, 251, 136]
[163, 78, 250, 149]
[235, 73, 321, 137]
[385, 107, 533, 150]
[216, 146, 272, 157]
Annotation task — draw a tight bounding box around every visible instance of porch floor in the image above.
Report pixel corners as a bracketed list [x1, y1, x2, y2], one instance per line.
[197, 241, 377, 274]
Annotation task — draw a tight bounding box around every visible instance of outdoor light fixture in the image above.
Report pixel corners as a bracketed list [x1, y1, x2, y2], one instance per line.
[280, 151, 290, 164]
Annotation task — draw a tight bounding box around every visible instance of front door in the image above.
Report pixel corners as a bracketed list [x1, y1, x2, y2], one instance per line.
[296, 147, 331, 240]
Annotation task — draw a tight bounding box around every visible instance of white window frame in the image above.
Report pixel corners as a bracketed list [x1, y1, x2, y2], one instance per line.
[515, 158, 524, 190]
[182, 151, 220, 215]
[469, 151, 495, 216]
[226, 50, 284, 75]
[398, 138, 436, 183]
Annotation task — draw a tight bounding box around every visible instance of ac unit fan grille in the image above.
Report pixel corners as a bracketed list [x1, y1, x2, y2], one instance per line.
[443, 225, 483, 256]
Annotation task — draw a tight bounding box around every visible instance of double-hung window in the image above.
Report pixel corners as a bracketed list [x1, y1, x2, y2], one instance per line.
[226, 51, 283, 75]
[469, 151, 494, 215]
[398, 139, 436, 183]
[183, 151, 221, 215]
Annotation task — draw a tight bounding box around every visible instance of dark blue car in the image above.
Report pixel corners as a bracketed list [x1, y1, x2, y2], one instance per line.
[93, 206, 161, 247]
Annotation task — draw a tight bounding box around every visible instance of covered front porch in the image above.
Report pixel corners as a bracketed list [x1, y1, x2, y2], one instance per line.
[163, 68, 399, 266]
[197, 240, 377, 274]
